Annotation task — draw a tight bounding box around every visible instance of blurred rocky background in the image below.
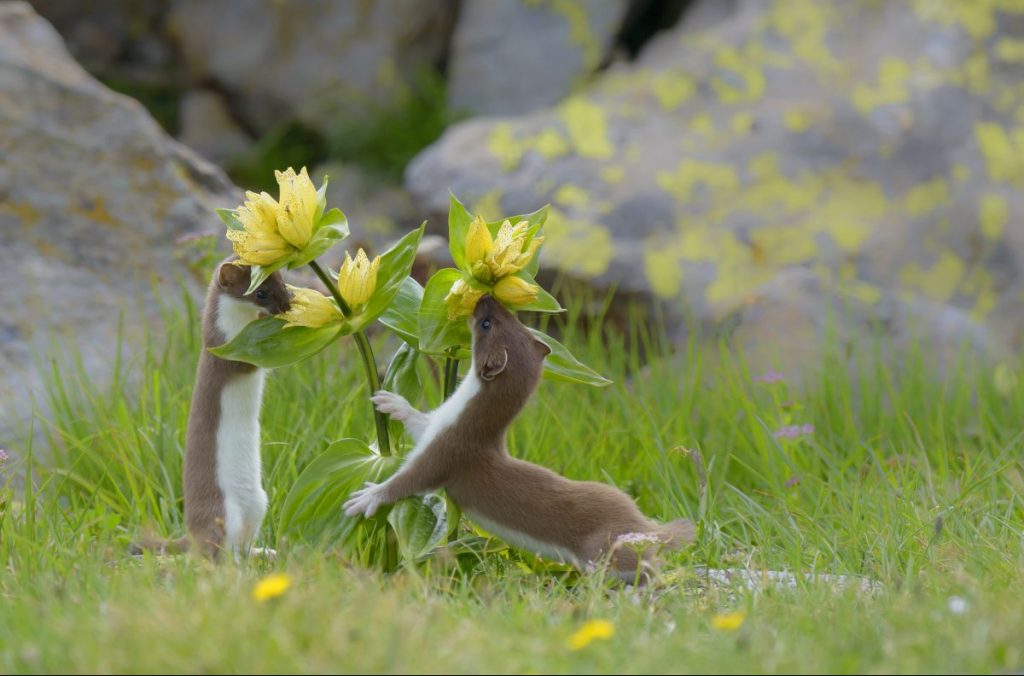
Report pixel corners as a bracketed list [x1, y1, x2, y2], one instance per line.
[3, 0, 1024, 441]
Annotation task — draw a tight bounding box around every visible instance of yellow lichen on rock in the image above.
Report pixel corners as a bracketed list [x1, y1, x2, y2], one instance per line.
[979, 193, 1007, 240]
[901, 251, 966, 302]
[554, 184, 591, 208]
[657, 159, 739, 203]
[711, 44, 767, 105]
[767, 0, 841, 76]
[542, 207, 613, 277]
[652, 70, 696, 111]
[903, 178, 950, 217]
[560, 96, 614, 160]
[976, 122, 1024, 186]
[852, 57, 912, 114]
[487, 123, 570, 171]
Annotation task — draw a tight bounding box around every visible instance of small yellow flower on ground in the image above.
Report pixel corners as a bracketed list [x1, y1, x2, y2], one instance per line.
[252, 572, 292, 602]
[444, 277, 486, 320]
[711, 610, 747, 631]
[279, 285, 342, 328]
[337, 249, 381, 309]
[567, 619, 615, 650]
[492, 275, 538, 307]
[274, 167, 318, 249]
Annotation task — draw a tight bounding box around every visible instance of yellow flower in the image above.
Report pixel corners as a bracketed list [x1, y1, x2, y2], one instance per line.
[492, 275, 538, 307]
[465, 216, 494, 269]
[337, 249, 381, 309]
[710, 611, 746, 631]
[252, 572, 292, 602]
[279, 285, 342, 328]
[226, 191, 292, 266]
[274, 167, 318, 249]
[567, 619, 615, 651]
[482, 220, 543, 280]
[444, 277, 486, 320]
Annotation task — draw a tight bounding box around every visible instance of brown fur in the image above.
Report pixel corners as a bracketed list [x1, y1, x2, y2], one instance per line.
[133, 259, 290, 558]
[368, 296, 694, 578]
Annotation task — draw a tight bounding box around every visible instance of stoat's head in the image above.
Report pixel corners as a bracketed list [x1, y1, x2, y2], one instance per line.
[215, 261, 292, 316]
[471, 296, 550, 383]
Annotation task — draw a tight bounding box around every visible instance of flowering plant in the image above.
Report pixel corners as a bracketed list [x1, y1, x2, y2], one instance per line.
[206, 173, 607, 569]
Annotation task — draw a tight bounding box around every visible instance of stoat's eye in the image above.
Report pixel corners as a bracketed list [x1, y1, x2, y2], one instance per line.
[255, 289, 269, 301]
[482, 318, 491, 332]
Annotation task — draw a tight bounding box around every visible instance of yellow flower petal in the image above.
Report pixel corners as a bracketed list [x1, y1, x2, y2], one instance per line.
[483, 220, 541, 280]
[465, 215, 494, 268]
[252, 572, 292, 602]
[710, 611, 746, 631]
[274, 166, 318, 249]
[337, 248, 381, 309]
[444, 277, 486, 320]
[278, 285, 342, 328]
[492, 275, 538, 307]
[244, 190, 280, 233]
[567, 619, 615, 651]
[226, 227, 291, 267]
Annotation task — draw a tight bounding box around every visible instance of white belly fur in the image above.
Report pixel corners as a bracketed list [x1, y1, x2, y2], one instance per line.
[401, 370, 481, 467]
[466, 509, 581, 569]
[214, 295, 268, 555]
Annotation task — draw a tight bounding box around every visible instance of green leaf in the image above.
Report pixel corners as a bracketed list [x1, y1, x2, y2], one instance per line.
[382, 343, 422, 446]
[448, 192, 474, 271]
[387, 493, 448, 562]
[279, 438, 399, 546]
[379, 277, 423, 348]
[208, 316, 343, 368]
[314, 174, 329, 224]
[246, 258, 292, 295]
[348, 223, 425, 333]
[382, 343, 422, 402]
[511, 272, 563, 313]
[418, 268, 472, 354]
[527, 327, 612, 387]
[290, 209, 349, 268]
[216, 207, 243, 231]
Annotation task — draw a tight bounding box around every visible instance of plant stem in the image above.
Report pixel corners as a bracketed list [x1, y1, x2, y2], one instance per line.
[443, 347, 461, 544]
[443, 348, 460, 399]
[309, 260, 391, 456]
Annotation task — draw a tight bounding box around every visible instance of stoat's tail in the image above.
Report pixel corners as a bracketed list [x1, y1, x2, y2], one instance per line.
[129, 535, 190, 556]
[657, 518, 696, 550]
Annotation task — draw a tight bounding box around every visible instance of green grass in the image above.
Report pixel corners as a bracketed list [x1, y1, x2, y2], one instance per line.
[2, 290, 1023, 673]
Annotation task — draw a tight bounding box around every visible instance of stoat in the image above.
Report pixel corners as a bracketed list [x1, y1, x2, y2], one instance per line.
[344, 295, 693, 580]
[134, 260, 291, 559]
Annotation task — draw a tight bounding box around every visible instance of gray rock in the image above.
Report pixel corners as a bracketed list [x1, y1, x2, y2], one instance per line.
[177, 88, 254, 166]
[447, 0, 630, 116]
[0, 3, 237, 451]
[408, 0, 1024, 358]
[167, 0, 458, 134]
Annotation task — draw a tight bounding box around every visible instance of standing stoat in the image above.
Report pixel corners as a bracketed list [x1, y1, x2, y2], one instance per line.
[134, 260, 291, 559]
[344, 296, 693, 579]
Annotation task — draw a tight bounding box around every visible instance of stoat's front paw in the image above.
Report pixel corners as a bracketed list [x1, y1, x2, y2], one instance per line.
[372, 390, 414, 421]
[343, 481, 389, 518]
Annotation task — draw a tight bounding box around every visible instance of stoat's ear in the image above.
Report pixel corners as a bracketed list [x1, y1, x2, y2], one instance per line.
[479, 347, 508, 381]
[216, 262, 247, 290]
[533, 339, 551, 359]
